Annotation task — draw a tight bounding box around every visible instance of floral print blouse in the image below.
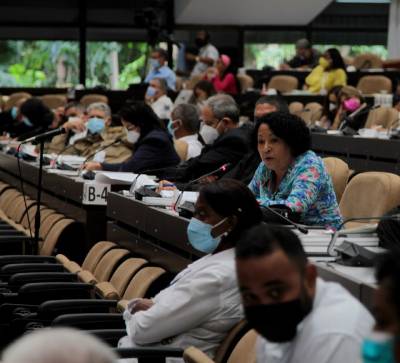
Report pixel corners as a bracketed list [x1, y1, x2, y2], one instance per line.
[249, 150, 342, 230]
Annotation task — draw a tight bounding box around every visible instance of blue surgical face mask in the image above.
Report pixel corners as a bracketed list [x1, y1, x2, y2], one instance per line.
[11, 107, 18, 120]
[362, 333, 396, 363]
[22, 116, 33, 127]
[146, 86, 157, 98]
[187, 217, 227, 254]
[150, 58, 161, 68]
[87, 117, 105, 134]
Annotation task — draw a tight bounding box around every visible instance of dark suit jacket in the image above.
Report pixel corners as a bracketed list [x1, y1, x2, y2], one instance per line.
[169, 127, 249, 183]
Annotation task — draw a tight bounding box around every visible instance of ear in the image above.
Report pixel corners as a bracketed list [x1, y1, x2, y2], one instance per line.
[304, 263, 317, 296]
[105, 117, 112, 127]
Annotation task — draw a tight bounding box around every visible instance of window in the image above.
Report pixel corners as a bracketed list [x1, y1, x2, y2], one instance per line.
[0, 40, 79, 87]
[86, 41, 148, 89]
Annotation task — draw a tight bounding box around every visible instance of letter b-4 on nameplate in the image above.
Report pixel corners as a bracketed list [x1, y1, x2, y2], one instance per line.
[82, 182, 110, 205]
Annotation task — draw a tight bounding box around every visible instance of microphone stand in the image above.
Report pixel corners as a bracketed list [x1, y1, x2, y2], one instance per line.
[34, 139, 45, 254]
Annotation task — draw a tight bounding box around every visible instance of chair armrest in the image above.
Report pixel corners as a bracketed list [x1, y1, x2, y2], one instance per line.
[0, 255, 56, 269]
[1, 263, 65, 280]
[38, 299, 118, 319]
[52, 313, 124, 330]
[15, 282, 94, 305]
[117, 299, 128, 312]
[96, 281, 120, 300]
[78, 270, 98, 284]
[7, 272, 78, 291]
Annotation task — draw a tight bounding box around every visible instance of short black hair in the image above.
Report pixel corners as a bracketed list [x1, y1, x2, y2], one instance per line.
[326, 48, 346, 71]
[376, 252, 400, 319]
[254, 111, 311, 157]
[193, 80, 216, 99]
[118, 100, 162, 137]
[200, 179, 263, 245]
[153, 48, 168, 60]
[20, 98, 53, 127]
[255, 95, 289, 114]
[236, 224, 308, 273]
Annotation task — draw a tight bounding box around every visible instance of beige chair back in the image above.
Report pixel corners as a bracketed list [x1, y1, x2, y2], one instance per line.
[92, 248, 130, 282]
[40, 94, 67, 109]
[96, 257, 147, 299]
[80, 94, 109, 107]
[122, 266, 166, 300]
[237, 74, 254, 93]
[0, 190, 21, 212]
[4, 92, 32, 111]
[174, 139, 189, 161]
[289, 101, 304, 116]
[301, 102, 323, 125]
[364, 107, 399, 129]
[39, 218, 76, 256]
[227, 330, 258, 363]
[323, 157, 350, 203]
[10, 198, 36, 224]
[268, 75, 298, 93]
[80, 241, 117, 272]
[39, 213, 66, 240]
[356, 75, 392, 94]
[353, 53, 383, 70]
[339, 172, 400, 224]
[183, 347, 215, 363]
[214, 321, 249, 363]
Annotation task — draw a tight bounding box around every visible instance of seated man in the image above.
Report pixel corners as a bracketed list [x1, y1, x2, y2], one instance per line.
[54, 102, 132, 164]
[235, 224, 374, 363]
[145, 78, 173, 120]
[169, 103, 204, 161]
[168, 95, 249, 183]
[281, 38, 320, 70]
[144, 48, 176, 91]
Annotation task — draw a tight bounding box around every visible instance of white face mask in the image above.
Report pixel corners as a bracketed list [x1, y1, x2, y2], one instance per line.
[329, 102, 337, 112]
[126, 130, 140, 144]
[200, 123, 219, 145]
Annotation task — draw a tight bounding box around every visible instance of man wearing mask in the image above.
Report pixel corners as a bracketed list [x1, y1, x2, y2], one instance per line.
[187, 30, 219, 77]
[145, 78, 173, 120]
[362, 251, 400, 363]
[235, 224, 374, 363]
[168, 103, 204, 161]
[55, 102, 131, 164]
[144, 48, 176, 91]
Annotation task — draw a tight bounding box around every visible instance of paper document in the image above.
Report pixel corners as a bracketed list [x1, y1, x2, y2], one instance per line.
[95, 172, 136, 184]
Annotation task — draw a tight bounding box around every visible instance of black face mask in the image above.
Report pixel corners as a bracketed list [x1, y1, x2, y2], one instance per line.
[244, 292, 313, 343]
[195, 38, 207, 48]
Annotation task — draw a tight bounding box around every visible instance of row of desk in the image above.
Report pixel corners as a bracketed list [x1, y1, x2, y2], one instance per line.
[0, 147, 380, 310]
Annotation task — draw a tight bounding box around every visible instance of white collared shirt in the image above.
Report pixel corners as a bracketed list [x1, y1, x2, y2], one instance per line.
[119, 248, 243, 358]
[179, 134, 203, 160]
[150, 95, 173, 120]
[256, 278, 374, 363]
[191, 44, 219, 76]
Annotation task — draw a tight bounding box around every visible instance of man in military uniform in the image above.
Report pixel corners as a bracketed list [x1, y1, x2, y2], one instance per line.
[48, 102, 132, 164]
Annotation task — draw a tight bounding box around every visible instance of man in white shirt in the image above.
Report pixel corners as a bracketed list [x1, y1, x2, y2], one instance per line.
[170, 103, 204, 161]
[235, 224, 374, 363]
[145, 77, 173, 120]
[187, 30, 219, 76]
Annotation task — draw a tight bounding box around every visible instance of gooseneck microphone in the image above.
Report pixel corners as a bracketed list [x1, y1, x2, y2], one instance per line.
[173, 163, 232, 210]
[261, 205, 308, 234]
[21, 127, 67, 144]
[82, 137, 123, 164]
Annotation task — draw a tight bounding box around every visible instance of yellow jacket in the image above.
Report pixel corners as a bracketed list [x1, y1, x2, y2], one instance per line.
[305, 66, 347, 93]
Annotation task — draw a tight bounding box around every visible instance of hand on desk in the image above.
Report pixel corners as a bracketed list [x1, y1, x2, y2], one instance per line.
[129, 298, 154, 314]
[82, 161, 103, 171]
[157, 180, 178, 193]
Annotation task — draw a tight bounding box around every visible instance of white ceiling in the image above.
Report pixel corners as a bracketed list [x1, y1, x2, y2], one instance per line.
[174, 0, 334, 26]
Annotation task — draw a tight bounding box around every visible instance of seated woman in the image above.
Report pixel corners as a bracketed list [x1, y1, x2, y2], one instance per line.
[119, 179, 263, 358]
[249, 112, 342, 230]
[305, 48, 347, 94]
[331, 86, 368, 131]
[204, 54, 238, 96]
[189, 80, 216, 109]
[83, 100, 180, 173]
[319, 85, 343, 128]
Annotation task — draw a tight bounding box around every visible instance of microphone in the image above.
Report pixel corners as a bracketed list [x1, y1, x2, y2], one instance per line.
[173, 163, 232, 211]
[327, 214, 400, 264]
[261, 205, 308, 234]
[339, 104, 380, 133]
[21, 127, 66, 145]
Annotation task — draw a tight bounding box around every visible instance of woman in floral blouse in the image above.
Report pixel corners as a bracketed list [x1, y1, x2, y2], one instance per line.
[248, 112, 342, 230]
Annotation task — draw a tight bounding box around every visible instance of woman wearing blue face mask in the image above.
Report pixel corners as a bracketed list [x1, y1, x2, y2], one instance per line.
[83, 100, 180, 173]
[119, 179, 263, 358]
[362, 252, 400, 363]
